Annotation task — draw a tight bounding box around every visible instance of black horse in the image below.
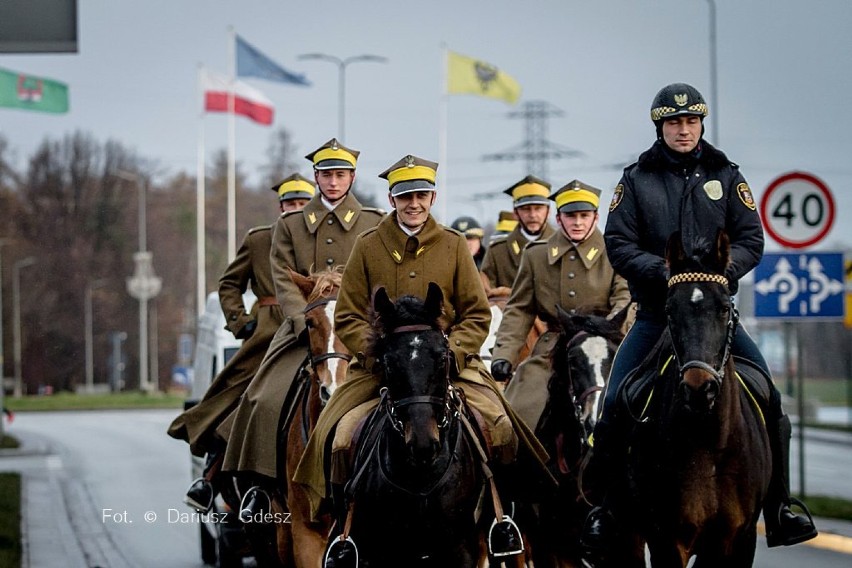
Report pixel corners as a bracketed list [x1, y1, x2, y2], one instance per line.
[612, 231, 772, 567]
[529, 305, 629, 568]
[327, 283, 483, 568]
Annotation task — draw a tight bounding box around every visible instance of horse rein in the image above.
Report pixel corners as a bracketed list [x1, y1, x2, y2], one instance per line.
[380, 324, 458, 434]
[562, 330, 610, 445]
[666, 272, 737, 385]
[303, 295, 353, 369]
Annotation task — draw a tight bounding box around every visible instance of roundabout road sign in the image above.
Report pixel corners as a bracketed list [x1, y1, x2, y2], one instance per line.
[760, 171, 834, 249]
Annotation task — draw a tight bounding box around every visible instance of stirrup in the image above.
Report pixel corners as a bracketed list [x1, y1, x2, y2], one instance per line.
[324, 534, 359, 568]
[183, 477, 214, 514]
[766, 497, 818, 547]
[487, 514, 524, 557]
[238, 486, 271, 524]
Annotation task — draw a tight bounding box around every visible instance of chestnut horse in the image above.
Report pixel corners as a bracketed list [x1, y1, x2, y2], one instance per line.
[274, 268, 350, 567]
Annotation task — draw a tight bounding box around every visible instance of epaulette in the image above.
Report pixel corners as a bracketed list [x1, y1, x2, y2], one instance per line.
[489, 235, 509, 247]
[362, 207, 386, 216]
[526, 240, 547, 248]
[248, 225, 271, 235]
[359, 225, 381, 237]
[444, 226, 464, 237]
[280, 209, 302, 219]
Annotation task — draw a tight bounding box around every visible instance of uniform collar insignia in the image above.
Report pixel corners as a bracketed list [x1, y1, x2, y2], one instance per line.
[512, 240, 521, 255]
[416, 246, 426, 256]
[344, 210, 355, 223]
[586, 247, 599, 261]
[551, 246, 559, 258]
[308, 212, 317, 225]
[392, 250, 402, 262]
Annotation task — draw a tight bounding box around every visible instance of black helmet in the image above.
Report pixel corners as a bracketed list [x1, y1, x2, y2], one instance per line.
[650, 83, 709, 123]
[451, 216, 484, 239]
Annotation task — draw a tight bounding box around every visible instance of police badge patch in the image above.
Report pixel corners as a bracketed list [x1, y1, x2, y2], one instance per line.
[737, 183, 756, 210]
[609, 184, 624, 212]
[703, 180, 723, 200]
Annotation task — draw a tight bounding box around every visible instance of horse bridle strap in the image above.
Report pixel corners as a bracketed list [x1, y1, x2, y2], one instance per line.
[667, 272, 729, 289]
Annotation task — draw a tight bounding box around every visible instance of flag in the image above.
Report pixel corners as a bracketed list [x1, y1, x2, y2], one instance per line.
[446, 50, 520, 104]
[201, 68, 274, 126]
[236, 35, 310, 86]
[0, 67, 69, 113]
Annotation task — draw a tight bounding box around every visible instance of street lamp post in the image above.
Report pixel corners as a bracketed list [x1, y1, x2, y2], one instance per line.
[85, 279, 108, 393]
[116, 170, 162, 392]
[297, 53, 388, 142]
[0, 239, 8, 434]
[12, 256, 36, 398]
[705, 0, 719, 145]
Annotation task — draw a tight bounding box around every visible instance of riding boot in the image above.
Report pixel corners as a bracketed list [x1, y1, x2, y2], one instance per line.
[184, 450, 223, 513]
[764, 414, 818, 547]
[324, 482, 358, 568]
[580, 418, 625, 553]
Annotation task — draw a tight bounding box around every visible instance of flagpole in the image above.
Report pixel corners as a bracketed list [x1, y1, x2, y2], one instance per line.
[196, 63, 207, 319]
[227, 26, 237, 262]
[438, 43, 448, 225]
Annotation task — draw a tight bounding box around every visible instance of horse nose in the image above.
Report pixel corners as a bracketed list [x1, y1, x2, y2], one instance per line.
[408, 439, 440, 465]
[320, 384, 333, 404]
[680, 380, 718, 411]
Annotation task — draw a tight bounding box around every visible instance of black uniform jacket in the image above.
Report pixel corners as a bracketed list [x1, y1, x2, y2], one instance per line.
[604, 139, 763, 315]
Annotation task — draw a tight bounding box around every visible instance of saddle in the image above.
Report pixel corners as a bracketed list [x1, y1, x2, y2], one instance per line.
[619, 351, 771, 425]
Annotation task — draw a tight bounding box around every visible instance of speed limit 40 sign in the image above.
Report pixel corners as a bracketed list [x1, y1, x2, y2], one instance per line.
[760, 171, 834, 249]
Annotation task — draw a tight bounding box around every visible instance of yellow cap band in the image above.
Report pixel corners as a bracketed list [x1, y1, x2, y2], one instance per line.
[495, 219, 518, 232]
[313, 147, 357, 167]
[512, 182, 549, 200]
[387, 165, 437, 188]
[555, 189, 600, 210]
[277, 179, 315, 197]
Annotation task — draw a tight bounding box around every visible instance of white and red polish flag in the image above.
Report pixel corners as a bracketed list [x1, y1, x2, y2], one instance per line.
[201, 68, 274, 126]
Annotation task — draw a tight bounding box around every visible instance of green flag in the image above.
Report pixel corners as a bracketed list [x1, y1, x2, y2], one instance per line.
[0, 67, 68, 113]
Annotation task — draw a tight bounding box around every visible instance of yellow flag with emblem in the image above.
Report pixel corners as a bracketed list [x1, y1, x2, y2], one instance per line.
[446, 50, 521, 105]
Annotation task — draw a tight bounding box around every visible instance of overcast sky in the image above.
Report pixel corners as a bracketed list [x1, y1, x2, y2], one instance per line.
[2, 0, 851, 250]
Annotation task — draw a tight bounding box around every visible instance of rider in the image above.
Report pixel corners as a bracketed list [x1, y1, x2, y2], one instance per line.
[581, 83, 818, 552]
[168, 173, 313, 512]
[221, 139, 384, 521]
[293, 154, 554, 558]
[450, 215, 487, 269]
[480, 175, 555, 291]
[490, 180, 631, 430]
[490, 210, 518, 243]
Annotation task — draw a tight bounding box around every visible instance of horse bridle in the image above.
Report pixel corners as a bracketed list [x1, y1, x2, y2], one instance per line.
[562, 330, 612, 444]
[303, 296, 353, 369]
[379, 324, 459, 435]
[666, 272, 737, 386]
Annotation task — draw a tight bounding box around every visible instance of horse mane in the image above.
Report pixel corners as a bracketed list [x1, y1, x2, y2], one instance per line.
[366, 291, 449, 360]
[305, 267, 343, 303]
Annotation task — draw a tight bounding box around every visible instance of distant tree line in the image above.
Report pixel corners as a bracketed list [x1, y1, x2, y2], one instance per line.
[0, 127, 377, 394]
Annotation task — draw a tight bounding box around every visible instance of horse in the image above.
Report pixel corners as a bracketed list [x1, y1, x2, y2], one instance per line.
[326, 282, 483, 568]
[480, 282, 543, 368]
[246, 267, 349, 568]
[526, 305, 628, 568]
[613, 230, 772, 567]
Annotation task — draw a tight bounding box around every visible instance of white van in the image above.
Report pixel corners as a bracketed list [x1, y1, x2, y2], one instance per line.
[186, 290, 256, 567]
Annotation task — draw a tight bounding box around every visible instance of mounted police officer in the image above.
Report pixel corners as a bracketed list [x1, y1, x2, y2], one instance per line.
[221, 139, 384, 521]
[581, 83, 817, 555]
[480, 175, 555, 291]
[293, 155, 554, 559]
[168, 173, 314, 512]
[491, 180, 631, 430]
[451, 215, 487, 269]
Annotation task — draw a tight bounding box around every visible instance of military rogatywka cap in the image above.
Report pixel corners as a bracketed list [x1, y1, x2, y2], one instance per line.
[305, 138, 359, 170]
[379, 154, 438, 197]
[270, 173, 316, 201]
[550, 179, 602, 213]
[503, 175, 551, 207]
[494, 210, 518, 233]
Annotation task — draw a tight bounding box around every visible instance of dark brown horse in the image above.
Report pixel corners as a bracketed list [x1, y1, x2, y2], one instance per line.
[273, 268, 350, 567]
[528, 305, 628, 568]
[326, 283, 483, 568]
[616, 231, 772, 567]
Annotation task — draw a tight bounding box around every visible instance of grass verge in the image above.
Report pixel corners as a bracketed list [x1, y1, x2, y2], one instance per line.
[4, 391, 185, 412]
[0, 472, 21, 568]
[0, 435, 19, 449]
[798, 494, 852, 523]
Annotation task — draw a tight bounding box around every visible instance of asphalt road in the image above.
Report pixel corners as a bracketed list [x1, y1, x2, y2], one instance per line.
[1, 408, 850, 567]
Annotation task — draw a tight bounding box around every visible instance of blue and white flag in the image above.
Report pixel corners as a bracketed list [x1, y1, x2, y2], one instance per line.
[235, 35, 310, 86]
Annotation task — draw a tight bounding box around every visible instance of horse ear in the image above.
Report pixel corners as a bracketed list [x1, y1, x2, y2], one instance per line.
[289, 269, 315, 301]
[424, 282, 445, 321]
[665, 231, 687, 273]
[713, 229, 731, 275]
[555, 304, 576, 334]
[372, 286, 395, 323]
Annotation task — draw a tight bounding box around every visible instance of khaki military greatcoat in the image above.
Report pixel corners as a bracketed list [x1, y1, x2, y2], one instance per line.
[480, 223, 555, 289]
[496, 228, 631, 430]
[221, 192, 383, 479]
[294, 214, 553, 519]
[168, 225, 284, 456]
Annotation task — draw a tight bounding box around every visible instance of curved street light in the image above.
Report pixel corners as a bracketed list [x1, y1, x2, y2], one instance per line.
[298, 53, 388, 143]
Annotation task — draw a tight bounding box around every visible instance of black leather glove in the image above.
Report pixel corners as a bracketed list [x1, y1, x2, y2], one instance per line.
[236, 320, 256, 340]
[491, 359, 513, 383]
